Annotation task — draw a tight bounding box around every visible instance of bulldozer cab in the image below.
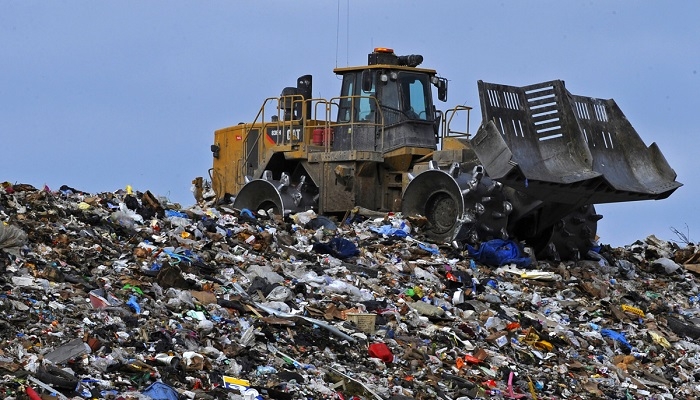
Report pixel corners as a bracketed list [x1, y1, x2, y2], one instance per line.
[337, 69, 432, 123]
[331, 48, 446, 153]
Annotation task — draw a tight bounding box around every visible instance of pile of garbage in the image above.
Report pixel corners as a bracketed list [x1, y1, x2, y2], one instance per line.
[2, 182, 700, 400]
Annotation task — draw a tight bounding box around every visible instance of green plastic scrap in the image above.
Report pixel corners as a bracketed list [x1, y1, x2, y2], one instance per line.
[129, 372, 151, 385]
[122, 284, 144, 296]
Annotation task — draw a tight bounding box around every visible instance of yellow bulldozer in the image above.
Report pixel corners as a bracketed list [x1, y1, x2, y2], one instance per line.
[205, 47, 681, 260]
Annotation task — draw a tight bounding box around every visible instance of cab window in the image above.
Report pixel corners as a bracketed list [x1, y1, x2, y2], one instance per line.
[338, 72, 376, 122]
[358, 74, 375, 121]
[338, 73, 356, 122]
[399, 72, 431, 120]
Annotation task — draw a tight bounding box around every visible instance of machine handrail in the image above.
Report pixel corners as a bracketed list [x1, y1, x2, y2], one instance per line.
[242, 94, 386, 175]
[442, 105, 472, 139]
[241, 95, 308, 179]
[326, 95, 385, 152]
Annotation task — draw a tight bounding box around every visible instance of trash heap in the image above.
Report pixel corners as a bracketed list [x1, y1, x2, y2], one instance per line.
[2, 182, 700, 400]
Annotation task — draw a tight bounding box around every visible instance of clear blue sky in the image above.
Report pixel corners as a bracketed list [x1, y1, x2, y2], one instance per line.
[2, 1, 698, 247]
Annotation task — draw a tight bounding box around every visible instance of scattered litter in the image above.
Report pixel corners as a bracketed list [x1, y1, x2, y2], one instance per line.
[0, 183, 698, 398]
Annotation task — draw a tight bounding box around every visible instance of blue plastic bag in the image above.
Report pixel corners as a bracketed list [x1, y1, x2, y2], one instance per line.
[142, 381, 179, 400]
[312, 237, 359, 259]
[126, 295, 141, 314]
[467, 239, 531, 267]
[418, 243, 440, 255]
[165, 210, 189, 219]
[601, 329, 632, 349]
[370, 224, 408, 238]
[240, 208, 256, 219]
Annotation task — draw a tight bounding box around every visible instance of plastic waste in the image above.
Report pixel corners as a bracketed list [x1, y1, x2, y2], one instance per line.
[325, 280, 374, 301]
[368, 343, 394, 363]
[126, 295, 141, 314]
[370, 224, 409, 237]
[259, 301, 291, 313]
[165, 210, 189, 218]
[467, 239, 532, 267]
[240, 208, 256, 219]
[0, 222, 27, 255]
[182, 351, 206, 371]
[531, 291, 542, 306]
[306, 215, 337, 231]
[413, 266, 440, 282]
[653, 257, 682, 274]
[291, 209, 317, 225]
[266, 285, 293, 301]
[520, 270, 559, 281]
[418, 242, 440, 254]
[164, 288, 195, 310]
[411, 300, 446, 317]
[256, 365, 278, 375]
[243, 388, 264, 400]
[601, 329, 632, 349]
[223, 376, 251, 391]
[141, 381, 179, 400]
[312, 237, 359, 259]
[484, 316, 505, 330]
[245, 264, 285, 284]
[89, 289, 123, 308]
[616, 259, 637, 279]
[44, 338, 92, 364]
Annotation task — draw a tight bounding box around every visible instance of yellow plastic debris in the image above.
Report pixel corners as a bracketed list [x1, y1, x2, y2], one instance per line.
[533, 340, 553, 352]
[528, 376, 538, 400]
[648, 331, 671, 349]
[621, 304, 645, 318]
[222, 375, 250, 391]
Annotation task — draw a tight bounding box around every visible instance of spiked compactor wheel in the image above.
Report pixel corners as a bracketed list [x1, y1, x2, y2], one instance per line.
[535, 205, 603, 261]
